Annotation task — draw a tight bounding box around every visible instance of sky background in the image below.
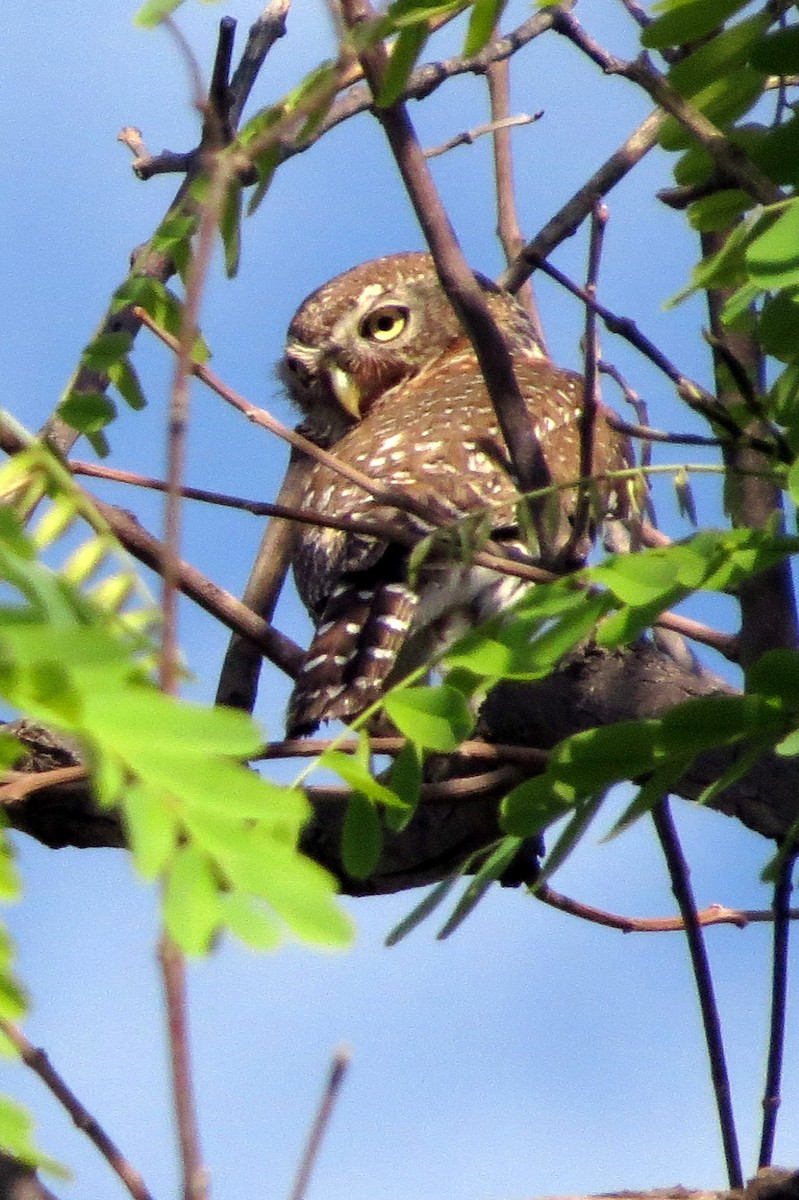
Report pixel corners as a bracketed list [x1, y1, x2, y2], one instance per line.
[2, 2, 797, 1199]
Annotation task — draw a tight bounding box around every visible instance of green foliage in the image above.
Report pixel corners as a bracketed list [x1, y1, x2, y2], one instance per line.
[0, 444, 351, 954]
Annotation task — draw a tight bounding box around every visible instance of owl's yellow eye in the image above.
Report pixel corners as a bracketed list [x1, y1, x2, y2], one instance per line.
[359, 305, 409, 343]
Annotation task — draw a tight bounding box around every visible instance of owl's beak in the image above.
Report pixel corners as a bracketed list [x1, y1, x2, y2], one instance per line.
[328, 362, 362, 419]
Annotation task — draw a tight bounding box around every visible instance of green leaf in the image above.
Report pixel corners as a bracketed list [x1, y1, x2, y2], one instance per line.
[0, 1094, 69, 1177]
[552, 721, 663, 789]
[320, 735, 408, 810]
[642, 0, 752, 50]
[108, 356, 147, 411]
[134, 0, 184, 27]
[747, 649, 799, 707]
[746, 199, 799, 288]
[122, 783, 178, 880]
[385, 0, 464, 27]
[668, 13, 771, 94]
[758, 292, 799, 362]
[0, 734, 23, 773]
[590, 548, 687, 605]
[342, 792, 383, 880]
[219, 894, 283, 951]
[775, 728, 799, 755]
[668, 210, 760, 304]
[164, 845, 221, 955]
[537, 793, 605, 885]
[57, 391, 116, 435]
[220, 181, 242, 278]
[385, 867, 466, 945]
[0, 971, 27, 1023]
[437, 836, 524, 939]
[81, 332, 133, 370]
[658, 67, 765, 152]
[687, 188, 753, 233]
[750, 26, 799, 73]
[221, 835, 354, 947]
[385, 741, 422, 829]
[383, 684, 473, 750]
[660, 694, 777, 752]
[501, 775, 574, 838]
[377, 24, 429, 106]
[463, 0, 507, 56]
[88, 686, 265, 759]
[604, 762, 690, 839]
[749, 116, 799, 188]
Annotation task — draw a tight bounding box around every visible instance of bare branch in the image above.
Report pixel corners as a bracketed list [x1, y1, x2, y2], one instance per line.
[424, 113, 540, 160]
[486, 52, 547, 349]
[500, 108, 665, 293]
[288, 1048, 351, 1200]
[0, 1021, 155, 1200]
[652, 801, 743, 1189]
[759, 851, 797, 1167]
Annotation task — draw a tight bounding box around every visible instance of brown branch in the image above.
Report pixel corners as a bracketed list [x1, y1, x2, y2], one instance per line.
[424, 113, 540, 160]
[0, 766, 89, 803]
[500, 108, 665, 293]
[260, 736, 549, 767]
[295, 4, 575, 158]
[652, 800, 743, 1188]
[229, 0, 291, 126]
[535, 884, 799, 934]
[563, 200, 606, 562]
[515, 252, 784, 457]
[486, 52, 547, 350]
[158, 935, 207, 1200]
[758, 850, 797, 1167]
[215, 453, 307, 711]
[288, 1048, 351, 1200]
[549, 9, 781, 208]
[0, 1020, 155, 1200]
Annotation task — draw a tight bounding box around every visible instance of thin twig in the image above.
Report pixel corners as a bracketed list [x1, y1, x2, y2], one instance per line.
[652, 800, 743, 1190]
[550, 9, 782, 207]
[288, 1047, 351, 1200]
[535, 884, 799, 935]
[500, 108, 665, 293]
[158, 935, 208, 1200]
[565, 200, 606, 561]
[229, 0, 292, 126]
[295, 5, 574, 159]
[486, 51, 547, 349]
[517, 253, 785, 457]
[758, 849, 797, 1167]
[424, 113, 539, 160]
[0, 1019, 155, 1200]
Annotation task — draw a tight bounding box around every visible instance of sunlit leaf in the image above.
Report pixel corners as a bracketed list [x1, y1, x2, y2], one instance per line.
[377, 24, 429, 106]
[642, 0, 752, 50]
[383, 684, 473, 751]
[163, 845, 221, 955]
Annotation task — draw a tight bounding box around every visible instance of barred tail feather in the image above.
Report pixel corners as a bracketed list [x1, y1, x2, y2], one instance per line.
[286, 580, 418, 736]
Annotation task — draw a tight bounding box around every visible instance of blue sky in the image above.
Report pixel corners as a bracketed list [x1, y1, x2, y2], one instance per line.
[3, 2, 797, 1199]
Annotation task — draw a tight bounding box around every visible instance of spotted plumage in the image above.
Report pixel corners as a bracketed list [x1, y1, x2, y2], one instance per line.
[280, 252, 631, 736]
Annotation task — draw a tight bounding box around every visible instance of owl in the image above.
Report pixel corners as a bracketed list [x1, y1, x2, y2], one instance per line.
[280, 252, 632, 737]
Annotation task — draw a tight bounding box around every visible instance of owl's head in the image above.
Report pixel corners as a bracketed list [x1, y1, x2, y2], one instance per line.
[279, 251, 540, 446]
